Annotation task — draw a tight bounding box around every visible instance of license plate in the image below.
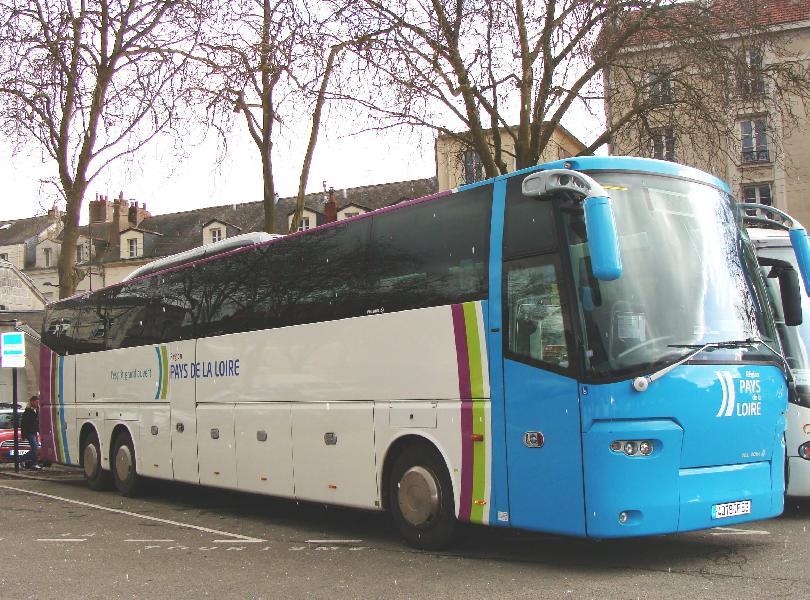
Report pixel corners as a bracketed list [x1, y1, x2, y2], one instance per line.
[712, 500, 752, 519]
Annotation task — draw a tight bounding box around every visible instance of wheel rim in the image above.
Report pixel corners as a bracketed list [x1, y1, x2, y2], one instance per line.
[398, 465, 441, 527]
[83, 443, 99, 479]
[115, 444, 133, 483]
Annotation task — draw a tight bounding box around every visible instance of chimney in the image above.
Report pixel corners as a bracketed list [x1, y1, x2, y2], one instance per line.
[324, 187, 337, 223]
[112, 192, 130, 233]
[88, 194, 111, 224]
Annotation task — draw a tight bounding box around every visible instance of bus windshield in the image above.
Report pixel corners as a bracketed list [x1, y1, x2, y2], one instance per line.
[564, 171, 776, 379]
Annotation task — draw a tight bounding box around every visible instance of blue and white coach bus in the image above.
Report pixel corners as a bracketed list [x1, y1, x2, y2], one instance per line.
[38, 156, 808, 549]
[746, 205, 810, 497]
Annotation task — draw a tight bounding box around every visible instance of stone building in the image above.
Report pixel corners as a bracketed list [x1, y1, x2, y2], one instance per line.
[604, 0, 810, 224]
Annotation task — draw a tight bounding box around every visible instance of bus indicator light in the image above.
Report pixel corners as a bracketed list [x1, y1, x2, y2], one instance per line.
[611, 440, 655, 456]
[618, 512, 629, 524]
[799, 442, 810, 460]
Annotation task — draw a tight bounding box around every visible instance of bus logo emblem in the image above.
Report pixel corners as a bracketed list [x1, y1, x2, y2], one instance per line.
[715, 371, 736, 417]
[715, 371, 763, 418]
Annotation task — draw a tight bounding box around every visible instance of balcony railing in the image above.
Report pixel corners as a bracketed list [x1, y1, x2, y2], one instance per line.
[741, 149, 770, 163]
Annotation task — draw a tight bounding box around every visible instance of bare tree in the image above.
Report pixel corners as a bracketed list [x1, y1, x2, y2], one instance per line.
[197, 1, 378, 235]
[338, 0, 810, 180]
[0, 0, 202, 298]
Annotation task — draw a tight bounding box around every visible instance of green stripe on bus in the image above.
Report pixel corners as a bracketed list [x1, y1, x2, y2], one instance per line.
[464, 302, 487, 523]
[462, 302, 484, 399]
[160, 345, 169, 399]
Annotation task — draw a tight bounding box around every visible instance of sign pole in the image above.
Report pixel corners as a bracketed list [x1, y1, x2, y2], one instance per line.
[2, 331, 26, 473]
[12, 367, 18, 473]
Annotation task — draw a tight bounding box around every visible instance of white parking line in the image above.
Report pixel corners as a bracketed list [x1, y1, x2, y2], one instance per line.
[0, 484, 264, 543]
[710, 526, 770, 536]
[125, 539, 175, 543]
[37, 538, 86, 542]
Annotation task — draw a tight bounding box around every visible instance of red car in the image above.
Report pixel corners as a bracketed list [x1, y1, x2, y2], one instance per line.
[0, 407, 32, 463]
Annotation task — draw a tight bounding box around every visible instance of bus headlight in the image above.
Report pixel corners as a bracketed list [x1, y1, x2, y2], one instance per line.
[799, 442, 810, 460]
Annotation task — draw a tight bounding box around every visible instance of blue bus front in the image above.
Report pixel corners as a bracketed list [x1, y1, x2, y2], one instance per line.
[493, 157, 787, 537]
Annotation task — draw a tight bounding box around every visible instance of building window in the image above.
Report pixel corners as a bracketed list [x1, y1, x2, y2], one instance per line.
[462, 149, 484, 185]
[43, 247, 52, 267]
[647, 69, 673, 106]
[741, 118, 769, 162]
[343, 212, 360, 219]
[742, 183, 772, 206]
[738, 48, 765, 97]
[128, 238, 139, 258]
[650, 128, 675, 161]
[298, 217, 310, 232]
[0, 253, 7, 262]
[76, 244, 84, 263]
[210, 228, 222, 243]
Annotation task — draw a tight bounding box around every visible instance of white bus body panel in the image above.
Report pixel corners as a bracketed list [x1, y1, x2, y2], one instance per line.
[291, 402, 376, 508]
[235, 404, 294, 497]
[197, 404, 237, 488]
[138, 407, 172, 479]
[169, 340, 199, 483]
[58, 303, 491, 516]
[194, 306, 461, 405]
[786, 402, 810, 496]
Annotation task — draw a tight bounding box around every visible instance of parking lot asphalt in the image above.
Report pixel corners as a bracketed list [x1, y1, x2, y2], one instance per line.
[1, 464, 809, 599]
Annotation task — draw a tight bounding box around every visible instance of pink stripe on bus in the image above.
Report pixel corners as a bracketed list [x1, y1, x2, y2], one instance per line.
[452, 303, 473, 521]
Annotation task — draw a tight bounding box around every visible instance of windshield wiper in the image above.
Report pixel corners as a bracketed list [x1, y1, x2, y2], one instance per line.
[632, 338, 761, 392]
[667, 338, 760, 351]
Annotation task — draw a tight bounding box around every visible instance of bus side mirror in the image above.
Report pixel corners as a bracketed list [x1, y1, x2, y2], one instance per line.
[775, 265, 803, 327]
[789, 227, 810, 296]
[584, 196, 622, 281]
[522, 169, 623, 281]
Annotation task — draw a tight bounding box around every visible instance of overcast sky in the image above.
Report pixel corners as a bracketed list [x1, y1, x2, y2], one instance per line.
[0, 106, 604, 224]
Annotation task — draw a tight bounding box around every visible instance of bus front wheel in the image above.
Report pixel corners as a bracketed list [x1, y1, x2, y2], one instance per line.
[389, 445, 456, 550]
[111, 432, 142, 497]
[81, 430, 111, 491]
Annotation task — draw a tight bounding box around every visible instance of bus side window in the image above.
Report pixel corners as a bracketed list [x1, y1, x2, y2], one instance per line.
[504, 257, 572, 371]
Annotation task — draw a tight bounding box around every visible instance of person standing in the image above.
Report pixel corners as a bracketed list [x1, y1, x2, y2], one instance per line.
[19, 394, 41, 470]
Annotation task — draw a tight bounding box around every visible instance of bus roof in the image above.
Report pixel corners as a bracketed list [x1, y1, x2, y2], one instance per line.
[467, 155, 731, 195]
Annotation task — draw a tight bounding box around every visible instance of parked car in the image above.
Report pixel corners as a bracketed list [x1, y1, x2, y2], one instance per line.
[0, 407, 32, 462]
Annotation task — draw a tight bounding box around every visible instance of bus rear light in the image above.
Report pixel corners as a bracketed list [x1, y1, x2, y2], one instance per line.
[799, 442, 810, 460]
[610, 439, 655, 456]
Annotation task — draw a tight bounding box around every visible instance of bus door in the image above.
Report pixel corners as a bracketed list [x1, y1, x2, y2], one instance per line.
[169, 339, 199, 483]
[499, 186, 585, 535]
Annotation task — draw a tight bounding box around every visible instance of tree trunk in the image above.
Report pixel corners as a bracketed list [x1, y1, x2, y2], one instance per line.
[57, 187, 84, 299]
[261, 147, 276, 234]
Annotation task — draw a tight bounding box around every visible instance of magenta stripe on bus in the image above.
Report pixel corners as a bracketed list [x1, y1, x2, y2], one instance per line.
[452, 303, 474, 521]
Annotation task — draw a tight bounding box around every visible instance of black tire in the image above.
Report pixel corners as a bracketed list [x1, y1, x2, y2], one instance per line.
[389, 444, 456, 550]
[81, 430, 111, 491]
[111, 432, 141, 497]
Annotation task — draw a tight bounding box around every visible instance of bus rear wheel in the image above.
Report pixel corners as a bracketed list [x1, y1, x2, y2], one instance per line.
[112, 432, 142, 497]
[389, 445, 456, 550]
[81, 430, 111, 491]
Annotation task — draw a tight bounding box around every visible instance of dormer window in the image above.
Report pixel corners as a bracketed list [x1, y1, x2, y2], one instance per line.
[44, 247, 52, 267]
[128, 238, 139, 258]
[211, 227, 222, 243]
[0, 253, 7, 261]
[76, 244, 85, 263]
